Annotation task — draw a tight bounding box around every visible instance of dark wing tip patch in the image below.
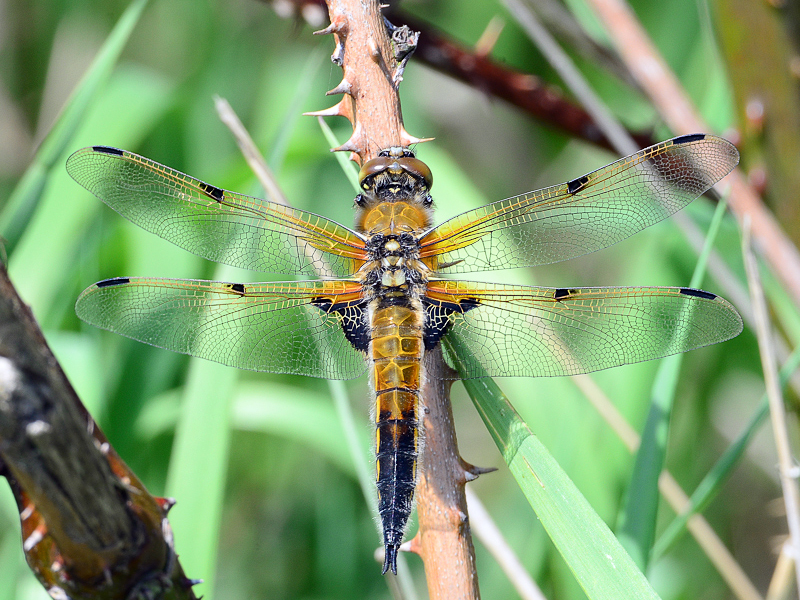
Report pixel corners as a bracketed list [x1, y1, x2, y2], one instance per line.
[200, 182, 224, 201]
[567, 176, 590, 194]
[96, 277, 131, 288]
[672, 133, 706, 145]
[229, 283, 246, 294]
[680, 287, 716, 300]
[91, 146, 125, 156]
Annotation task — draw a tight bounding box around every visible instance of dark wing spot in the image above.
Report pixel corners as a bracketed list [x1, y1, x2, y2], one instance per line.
[92, 146, 124, 156]
[567, 176, 590, 194]
[229, 283, 245, 294]
[312, 298, 369, 352]
[200, 182, 224, 201]
[554, 288, 573, 300]
[422, 296, 480, 350]
[96, 277, 130, 288]
[680, 288, 716, 300]
[672, 133, 706, 145]
[460, 298, 480, 311]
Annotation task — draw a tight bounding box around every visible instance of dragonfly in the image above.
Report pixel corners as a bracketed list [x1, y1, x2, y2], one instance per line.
[67, 133, 742, 575]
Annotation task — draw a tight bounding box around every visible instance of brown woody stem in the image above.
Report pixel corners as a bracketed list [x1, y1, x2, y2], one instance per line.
[314, 0, 424, 164]
[414, 347, 481, 598]
[319, 1, 480, 596]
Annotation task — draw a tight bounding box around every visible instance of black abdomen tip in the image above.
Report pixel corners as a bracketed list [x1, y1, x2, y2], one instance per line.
[382, 544, 398, 575]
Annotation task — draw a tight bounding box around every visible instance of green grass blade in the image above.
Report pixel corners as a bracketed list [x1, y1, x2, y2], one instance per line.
[316, 117, 360, 193]
[328, 382, 375, 512]
[265, 48, 326, 171]
[447, 338, 661, 600]
[0, 529, 21, 600]
[652, 343, 800, 559]
[165, 359, 235, 600]
[0, 0, 148, 253]
[164, 261, 242, 600]
[9, 67, 174, 326]
[138, 382, 363, 477]
[616, 201, 729, 569]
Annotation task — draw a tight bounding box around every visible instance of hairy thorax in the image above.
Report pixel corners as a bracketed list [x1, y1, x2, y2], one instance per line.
[354, 149, 434, 300]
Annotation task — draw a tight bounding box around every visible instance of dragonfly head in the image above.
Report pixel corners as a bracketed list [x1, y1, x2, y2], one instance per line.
[358, 147, 433, 194]
[355, 148, 434, 235]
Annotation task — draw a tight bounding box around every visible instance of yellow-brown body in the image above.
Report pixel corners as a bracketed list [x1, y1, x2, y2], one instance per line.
[371, 302, 423, 565]
[354, 150, 434, 574]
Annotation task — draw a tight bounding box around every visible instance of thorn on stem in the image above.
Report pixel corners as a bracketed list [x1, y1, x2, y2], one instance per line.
[303, 103, 345, 118]
[461, 458, 498, 481]
[182, 577, 204, 589]
[313, 18, 345, 36]
[154, 496, 177, 515]
[326, 79, 353, 96]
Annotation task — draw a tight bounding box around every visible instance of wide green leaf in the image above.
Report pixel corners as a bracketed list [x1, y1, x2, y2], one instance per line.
[449, 337, 661, 600]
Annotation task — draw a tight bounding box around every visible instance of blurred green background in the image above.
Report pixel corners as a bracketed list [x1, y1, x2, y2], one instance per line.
[0, 0, 795, 598]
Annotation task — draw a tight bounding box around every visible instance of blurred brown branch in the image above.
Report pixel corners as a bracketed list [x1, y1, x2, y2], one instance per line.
[271, 0, 655, 152]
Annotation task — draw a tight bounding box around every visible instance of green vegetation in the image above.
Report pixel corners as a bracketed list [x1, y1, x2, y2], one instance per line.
[0, 1, 787, 599]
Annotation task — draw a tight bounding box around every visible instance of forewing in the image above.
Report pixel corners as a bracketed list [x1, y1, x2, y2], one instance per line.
[420, 134, 739, 273]
[76, 277, 368, 379]
[426, 280, 742, 378]
[66, 146, 367, 278]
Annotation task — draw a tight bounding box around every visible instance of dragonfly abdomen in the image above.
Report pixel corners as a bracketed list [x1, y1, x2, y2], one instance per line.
[370, 299, 424, 574]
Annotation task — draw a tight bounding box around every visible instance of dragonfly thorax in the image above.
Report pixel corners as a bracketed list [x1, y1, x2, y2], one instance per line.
[355, 149, 433, 235]
[363, 232, 427, 291]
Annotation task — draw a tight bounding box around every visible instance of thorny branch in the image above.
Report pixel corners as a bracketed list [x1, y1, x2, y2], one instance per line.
[270, 0, 655, 152]
[317, 1, 482, 597]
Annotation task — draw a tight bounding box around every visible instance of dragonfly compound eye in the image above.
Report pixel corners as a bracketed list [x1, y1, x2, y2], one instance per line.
[358, 156, 394, 190]
[359, 153, 433, 192]
[398, 157, 433, 191]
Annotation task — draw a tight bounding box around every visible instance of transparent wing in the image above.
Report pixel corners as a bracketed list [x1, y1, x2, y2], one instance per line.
[76, 277, 368, 379]
[66, 146, 367, 278]
[425, 280, 742, 378]
[420, 134, 739, 273]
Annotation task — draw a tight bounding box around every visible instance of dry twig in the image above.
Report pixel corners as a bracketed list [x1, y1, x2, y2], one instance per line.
[587, 0, 800, 309]
[743, 219, 800, 596]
